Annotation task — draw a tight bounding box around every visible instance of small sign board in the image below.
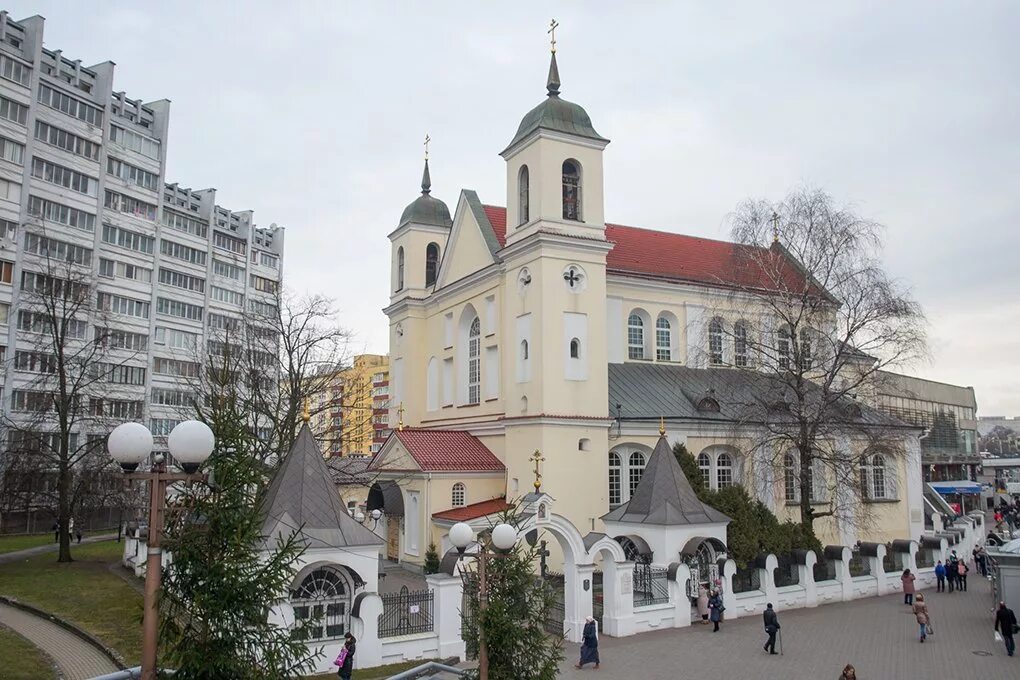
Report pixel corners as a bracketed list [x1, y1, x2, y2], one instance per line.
[409, 605, 420, 614]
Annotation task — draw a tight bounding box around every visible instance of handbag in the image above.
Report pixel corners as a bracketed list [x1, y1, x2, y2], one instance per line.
[1012, 623, 1020, 635]
[333, 648, 348, 667]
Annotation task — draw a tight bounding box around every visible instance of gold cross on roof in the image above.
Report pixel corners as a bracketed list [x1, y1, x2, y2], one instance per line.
[423, 134, 430, 161]
[530, 449, 546, 492]
[548, 19, 559, 53]
[771, 211, 780, 243]
[397, 402, 405, 431]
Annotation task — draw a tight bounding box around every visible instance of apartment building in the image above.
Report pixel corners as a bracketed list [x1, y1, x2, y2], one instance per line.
[310, 354, 390, 457]
[0, 12, 284, 463]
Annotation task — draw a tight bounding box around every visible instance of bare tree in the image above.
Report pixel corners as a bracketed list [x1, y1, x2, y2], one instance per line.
[2, 224, 143, 560]
[704, 188, 927, 537]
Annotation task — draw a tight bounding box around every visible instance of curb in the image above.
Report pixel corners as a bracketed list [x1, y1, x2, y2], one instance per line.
[0, 594, 127, 670]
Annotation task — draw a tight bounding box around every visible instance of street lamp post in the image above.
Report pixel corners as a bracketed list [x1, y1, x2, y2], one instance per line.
[449, 521, 518, 680]
[108, 420, 215, 680]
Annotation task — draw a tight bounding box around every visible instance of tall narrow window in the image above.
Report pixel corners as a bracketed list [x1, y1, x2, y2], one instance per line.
[562, 160, 581, 221]
[708, 317, 724, 365]
[734, 321, 749, 367]
[520, 340, 528, 360]
[569, 338, 580, 359]
[784, 454, 797, 501]
[697, 452, 711, 488]
[778, 325, 792, 369]
[396, 247, 405, 291]
[609, 452, 621, 506]
[425, 242, 439, 287]
[628, 451, 646, 498]
[452, 482, 466, 507]
[799, 328, 813, 370]
[518, 165, 529, 225]
[627, 314, 644, 360]
[716, 452, 733, 488]
[872, 454, 886, 499]
[468, 317, 481, 404]
[655, 317, 672, 361]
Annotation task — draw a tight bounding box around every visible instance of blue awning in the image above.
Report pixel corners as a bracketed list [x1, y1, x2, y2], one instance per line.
[929, 480, 983, 495]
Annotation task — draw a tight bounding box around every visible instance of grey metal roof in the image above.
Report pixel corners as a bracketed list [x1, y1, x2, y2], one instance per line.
[327, 455, 372, 486]
[608, 363, 909, 429]
[398, 159, 452, 228]
[502, 52, 608, 154]
[462, 189, 502, 258]
[261, 424, 382, 549]
[602, 434, 731, 526]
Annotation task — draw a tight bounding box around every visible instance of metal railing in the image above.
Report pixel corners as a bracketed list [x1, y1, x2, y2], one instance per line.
[379, 585, 435, 638]
[632, 564, 670, 606]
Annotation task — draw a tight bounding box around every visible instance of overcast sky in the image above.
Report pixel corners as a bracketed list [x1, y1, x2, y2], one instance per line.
[12, 2, 1019, 415]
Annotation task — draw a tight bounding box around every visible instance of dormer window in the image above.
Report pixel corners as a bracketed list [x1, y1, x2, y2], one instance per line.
[518, 165, 530, 225]
[562, 160, 581, 221]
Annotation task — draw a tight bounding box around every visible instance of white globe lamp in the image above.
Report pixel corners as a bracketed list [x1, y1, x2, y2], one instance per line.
[449, 522, 475, 552]
[371, 509, 382, 520]
[167, 420, 215, 473]
[108, 423, 153, 472]
[491, 523, 518, 551]
[355, 512, 365, 523]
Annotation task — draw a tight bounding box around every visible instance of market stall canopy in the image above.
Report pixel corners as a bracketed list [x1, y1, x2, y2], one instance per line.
[929, 480, 983, 495]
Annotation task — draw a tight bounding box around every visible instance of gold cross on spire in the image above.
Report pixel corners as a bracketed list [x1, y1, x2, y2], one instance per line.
[659, 416, 666, 436]
[423, 134, 430, 161]
[530, 449, 546, 492]
[397, 402, 405, 431]
[548, 19, 559, 53]
[771, 211, 780, 244]
[302, 398, 310, 423]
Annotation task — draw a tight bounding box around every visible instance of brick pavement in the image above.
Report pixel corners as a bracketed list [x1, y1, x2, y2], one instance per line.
[559, 577, 1017, 680]
[0, 534, 116, 565]
[0, 602, 117, 680]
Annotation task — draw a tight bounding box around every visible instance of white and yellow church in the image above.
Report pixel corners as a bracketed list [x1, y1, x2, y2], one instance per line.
[367, 44, 925, 571]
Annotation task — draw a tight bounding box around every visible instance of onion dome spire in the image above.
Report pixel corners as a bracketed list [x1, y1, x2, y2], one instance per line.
[421, 158, 431, 195]
[547, 51, 560, 97]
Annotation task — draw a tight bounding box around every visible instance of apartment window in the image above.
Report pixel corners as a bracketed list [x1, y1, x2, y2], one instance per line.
[160, 239, 207, 266]
[14, 350, 58, 374]
[210, 286, 243, 307]
[104, 190, 156, 221]
[38, 84, 103, 126]
[23, 233, 92, 267]
[21, 271, 89, 300]
[151, 387, 196, 407]
[11, 389, 57, 412]
[0, 53, 31, 87]
[102, 223, 154, 254]
[207, 313, 241, 332]
[153, 357, 201, 378]
[109, 125, 160, 160]
[89, 398, 143, 419]
[213, 230, 246, 255]
[0, 219, 15, 240]
[34, 121, 100, 161]
[29, 195, 96, 232]
[154, 326, 199, 350]
[98, 258, 152, 283]
[249, 274, 277, 294]
[259, 252, 279, 268]
[156, 297, 204, 321]
[97, 292, 150, 319]
[31, 157, 98, 196]
[0, 302, 8, 324]
[0, 259, 12, 284]
[212, 259, 242, 281]
[0, 177, 19, 201]
[248, 299, 277, 317]
[0, 95, 28, 125]
[107, 157, 159, 191]
[150, 418, 182, 437]
[163, 210, 208, 238]
[0, 136, 24, 164]
[159, 267, 206, 293]
[207, 339, 241, 358]
[95, 327, 148, 351]
[18, 310, 87, 338]
[94, 363, 147, 386]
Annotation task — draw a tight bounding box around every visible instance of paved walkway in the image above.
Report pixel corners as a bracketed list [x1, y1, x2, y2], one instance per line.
[559, 577, 1017, 679]
[0, 534, 117, 565]
[0, 602, 118, 679]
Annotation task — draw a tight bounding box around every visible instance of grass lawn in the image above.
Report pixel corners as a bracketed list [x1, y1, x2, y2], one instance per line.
[0, 540, 142, 665]
[307, 658, 445, 680]
[0, 532, 55, 555]
[0, 623, 57, 679]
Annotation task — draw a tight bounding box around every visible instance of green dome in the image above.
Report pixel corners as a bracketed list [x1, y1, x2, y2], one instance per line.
[399, 159, 452, 228]
[503, 52, 609, 154]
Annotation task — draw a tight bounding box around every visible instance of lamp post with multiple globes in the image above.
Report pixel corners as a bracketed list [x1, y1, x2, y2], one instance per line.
[449, 520, 519, 680]
[107, 420, 216, 680]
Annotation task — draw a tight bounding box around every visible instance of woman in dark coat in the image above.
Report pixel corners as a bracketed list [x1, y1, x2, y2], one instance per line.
[338, 634, 356, 680]
[708, 590, 723, 632]
[575, 616, 600, 669]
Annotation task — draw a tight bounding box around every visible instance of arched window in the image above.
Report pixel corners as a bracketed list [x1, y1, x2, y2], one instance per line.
[518, 165, 530, 225]
[697, 452, 711, 488]
[777, 325, 792, 369]
[734, 321, 749, 367]
[608, 451, 622, 506]
[628, 451, 646, 498]
[467, 316, 481, 404]
[708, 317, 724, 365]
[872, 454, 886, 499]
[396, 246, 405, 291]
[452, 482, 466, 507]
[799, 328, 813, 370]
[783, 454, 796, 502]
[569, 338, 580, 359]
[716, 452, 733, 488]
[656, 316, 672, 361]
[520, 339, 529, 360]
[291, 567, 351, 641]
[628, 314, 644, 360]
[425, 242, 440, 287]
[562, 160, 581, 221]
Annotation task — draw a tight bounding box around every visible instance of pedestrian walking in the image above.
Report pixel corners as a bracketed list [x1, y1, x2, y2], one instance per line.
[52, 521, 59, 543]
[336, 633, 355, 680]
[901, 568, 916, 605]
[839, 664, 857, 680]
[947, 552, 958, 592]
[956, 559, 968, 592]
[994, 601, 1017, 657]
[696, 585, 710, 625]
[708, 589, 723, 632]
[912, 593, 930, 643]
[934, 561, 946, 592]
[762, 602, 780, 655]
[575, 616, 600, 670]
[75, 528, 83, 544]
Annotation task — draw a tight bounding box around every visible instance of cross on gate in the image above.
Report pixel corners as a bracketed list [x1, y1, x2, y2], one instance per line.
[539, 539, 551, 578]
[563, 268, 582, 288]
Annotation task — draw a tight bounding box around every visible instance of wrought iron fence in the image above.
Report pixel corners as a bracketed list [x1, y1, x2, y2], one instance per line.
[731, 566, 762, 593]
[882, 551, 900, 573]
[632, 564, 670, 606]
[379, 586, 434, 638]
[813, 558, 837, 582]
[848, 552, 872, 577]
[915, 549, 935, 568]
[775, 555, 800, 587]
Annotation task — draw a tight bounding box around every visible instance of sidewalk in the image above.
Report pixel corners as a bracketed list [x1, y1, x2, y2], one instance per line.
[0, 533, 117, 565]
[0, 602, 118, 679]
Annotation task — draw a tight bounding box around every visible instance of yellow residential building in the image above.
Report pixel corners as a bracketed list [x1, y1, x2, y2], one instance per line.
[310, 354, 391, 457]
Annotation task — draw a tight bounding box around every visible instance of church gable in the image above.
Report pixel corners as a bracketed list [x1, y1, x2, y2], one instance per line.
[368, 437, 423, 472]
[434, 190, 500, 288]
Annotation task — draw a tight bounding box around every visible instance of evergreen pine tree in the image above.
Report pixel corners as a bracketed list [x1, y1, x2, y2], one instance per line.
[424, 541, 441, 575]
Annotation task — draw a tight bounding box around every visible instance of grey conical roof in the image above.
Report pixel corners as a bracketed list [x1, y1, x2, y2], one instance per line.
[602, 434, 731, 526]
[261, 424, 382, 549]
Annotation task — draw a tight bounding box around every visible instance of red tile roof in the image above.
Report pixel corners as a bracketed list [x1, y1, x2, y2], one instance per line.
[391, 428, 505, 472]
[480, 205, 807, 293]
[433, 497, 512, 521]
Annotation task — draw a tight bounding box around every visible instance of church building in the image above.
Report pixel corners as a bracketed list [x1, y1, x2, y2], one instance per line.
[370, 41, 925, 570]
